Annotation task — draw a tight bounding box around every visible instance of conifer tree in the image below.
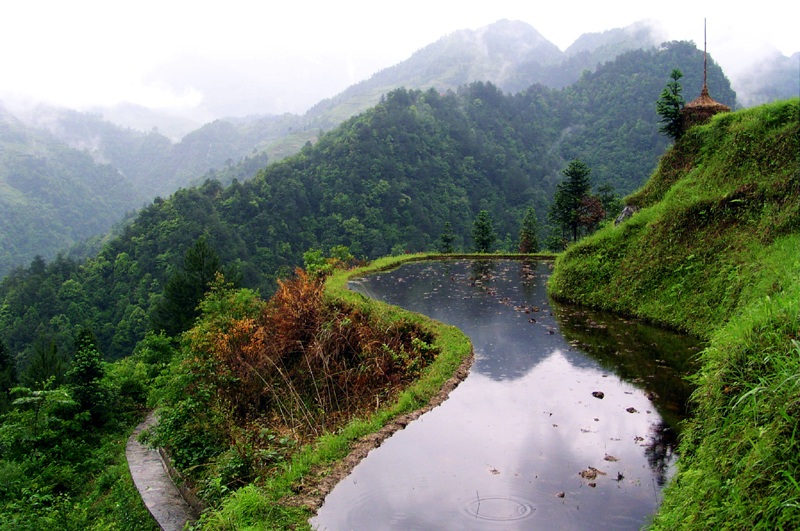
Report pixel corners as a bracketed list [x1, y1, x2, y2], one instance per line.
[23, 338, 65, 389]
[518, 207, 540, 253]
[657, 69, 685, 140]
[472, 211, 496, 253]
[549, 160, 592, 242]
[0, 339, 17, 412]
[439, 222, 456, 253]
[152, 235, 225, 336]
[67, 328, 107, 424]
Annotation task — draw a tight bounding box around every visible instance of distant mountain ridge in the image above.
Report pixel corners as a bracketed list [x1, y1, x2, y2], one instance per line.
[0, 106, 139, 276]
[0, 40, 737, 362]
[0, 18, 784, 278]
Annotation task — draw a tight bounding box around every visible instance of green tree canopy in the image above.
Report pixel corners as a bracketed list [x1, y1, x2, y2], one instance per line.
[0, 339, 16, 412]
[549, 160, 593, 242]
[151, 235, 226, 336]
[472, 211, 496, 253]
[67, 328, 107, 424]
[518, 207, 540, 253]
[439, 222, 456, 253]
[22, 337, 65, 389]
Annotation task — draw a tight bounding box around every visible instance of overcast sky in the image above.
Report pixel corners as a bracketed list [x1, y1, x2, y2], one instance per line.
[2, 0, 797, 118]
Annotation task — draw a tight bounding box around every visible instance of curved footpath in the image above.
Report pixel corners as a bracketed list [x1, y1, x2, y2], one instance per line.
[126, 412, 199, 531]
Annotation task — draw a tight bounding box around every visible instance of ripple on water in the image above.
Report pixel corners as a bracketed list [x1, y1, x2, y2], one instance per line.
[463, 494, 535, 522]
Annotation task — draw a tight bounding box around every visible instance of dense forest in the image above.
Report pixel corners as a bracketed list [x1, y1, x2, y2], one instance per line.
[0, 41, 735, 369]
[2, 20, 744, 278]
[0, 109, 140, 277]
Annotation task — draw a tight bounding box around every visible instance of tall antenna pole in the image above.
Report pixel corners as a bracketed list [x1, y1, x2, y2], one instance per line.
[703, 18, 708, 90]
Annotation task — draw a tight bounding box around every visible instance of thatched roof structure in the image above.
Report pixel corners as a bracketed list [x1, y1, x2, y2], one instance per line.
[682, 84, 731, 129]
[681, 19, 731, 130]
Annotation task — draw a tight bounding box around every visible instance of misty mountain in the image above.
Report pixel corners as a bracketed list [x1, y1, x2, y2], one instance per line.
[21, 107, 275, 199]
[87, 102, 202, 141]
[282, 20, 663, 154]
[20, 19, 673, 192]
[733, 51, 800, 107]
[0, 19, 753, 279]
[0, 40, 737, 362]
[0, 106, 140, 277]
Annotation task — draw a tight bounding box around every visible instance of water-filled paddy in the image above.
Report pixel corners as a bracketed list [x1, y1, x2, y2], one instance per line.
[312, 260, 701, 530]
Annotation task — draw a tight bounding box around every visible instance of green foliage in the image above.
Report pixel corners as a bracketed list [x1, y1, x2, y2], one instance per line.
[549, 99, 800, 528]
[22, 338, 66, 389]
[471, 210, 496, 252]
[439, 222, 456, 253]
[303, 245, 355, 278]
[518, 207, 540, 253]
[656, 69, 685, 140]
[66, 329, 108, 425]
[596, 183, 622, 221]
[151, 235, 228, 336]
[549, 159, 593, 242]
[0, 42, 738, 365]
[0, 340, 15, 413]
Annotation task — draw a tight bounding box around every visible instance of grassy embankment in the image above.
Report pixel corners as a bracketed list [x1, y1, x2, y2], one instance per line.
[548, 99, 799, 528]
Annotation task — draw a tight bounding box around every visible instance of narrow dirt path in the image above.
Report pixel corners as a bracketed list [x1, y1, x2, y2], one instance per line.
[126, 412, 199, 531]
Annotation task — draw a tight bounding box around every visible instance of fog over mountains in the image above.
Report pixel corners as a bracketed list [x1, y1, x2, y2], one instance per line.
[0, 19, 796, 277]
[4, 19, 798, 138]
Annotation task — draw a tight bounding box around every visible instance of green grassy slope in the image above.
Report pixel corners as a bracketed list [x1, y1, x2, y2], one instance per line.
[548, 99, 799, 528]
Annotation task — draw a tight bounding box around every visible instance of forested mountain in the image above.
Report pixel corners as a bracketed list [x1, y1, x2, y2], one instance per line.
[0, 107, 273, 277]
[272, 19, 664, 157]
[1, 20, 748, 279]
[0, 41, 737, 368]
[22, 107, 274, 199]
[0, 107, 141, 277]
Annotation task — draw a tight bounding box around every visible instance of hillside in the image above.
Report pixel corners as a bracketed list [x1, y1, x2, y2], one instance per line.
[548, 99, 799, 527]
[0, 42, 735, 364]
[0, 107, 142, 276]
[0, 37, 736, 282]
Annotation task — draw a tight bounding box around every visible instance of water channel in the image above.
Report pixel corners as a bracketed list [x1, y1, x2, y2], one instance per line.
[312, 259, 701, 530]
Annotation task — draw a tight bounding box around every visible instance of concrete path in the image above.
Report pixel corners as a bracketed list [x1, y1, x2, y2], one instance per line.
[127, 412, 199, 531]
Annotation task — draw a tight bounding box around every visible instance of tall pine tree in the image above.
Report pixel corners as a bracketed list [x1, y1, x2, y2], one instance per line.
[0, 339, 17, 412]
[657, 69, 685, 140]
[152, 235, 225, 336]
[439, 222, 456, 253]
[549, 160, 592, 243]
[67, 328, 107, 425]
[518, 207, 540, 253]
[472, 211, 496, 253]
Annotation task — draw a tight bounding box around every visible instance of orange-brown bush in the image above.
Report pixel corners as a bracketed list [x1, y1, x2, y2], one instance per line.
[200, 269, 438, 440]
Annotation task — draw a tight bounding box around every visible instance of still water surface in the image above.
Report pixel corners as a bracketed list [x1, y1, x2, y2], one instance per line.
[312, 260, 701, 530]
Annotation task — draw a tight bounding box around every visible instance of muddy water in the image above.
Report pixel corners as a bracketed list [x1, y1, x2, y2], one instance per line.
[312, 260, 701, 530]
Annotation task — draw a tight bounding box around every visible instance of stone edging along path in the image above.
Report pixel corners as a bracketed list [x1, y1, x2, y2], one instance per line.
[126, 412, 200, 531]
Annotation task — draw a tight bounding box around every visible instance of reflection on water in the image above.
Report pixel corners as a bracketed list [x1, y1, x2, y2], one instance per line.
[312, 260, 701, 530]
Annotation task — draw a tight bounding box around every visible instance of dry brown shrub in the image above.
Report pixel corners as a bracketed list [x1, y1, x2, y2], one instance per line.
[208, 269, 437, 440]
